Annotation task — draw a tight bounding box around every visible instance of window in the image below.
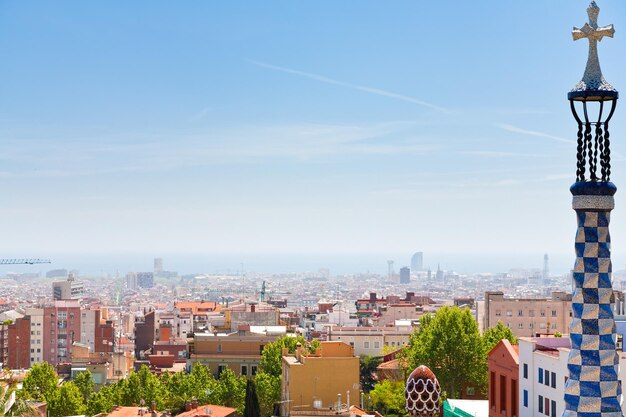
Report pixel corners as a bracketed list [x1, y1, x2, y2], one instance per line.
[30, 348, 34, 353]
[374, 341, 380, 349]
[544, 369, 550, 386]
[241, 365, 248, 376]
[364, 341, 370, 349]
[506, 311, 512, 317]
[539, 395, 544, 413]
[217, 344, 222, 353]
[529, 323, 534, 328]
[251, 365, 258, 376]
[529, 310, 535, 317]
[544, 397, 550, 416]
[511, 379, 517, 417]
[552, 323, 557, 329]
[523, 363, 528, 379]
[217, 365, 227, 376]
[259, 345, 265, 355]
[490, 372, 496, 409]
[466, 387, 475, 396]
[518, 310, 523, 316]
[523, 390, 528, 407]
[539, 368, 544, 384]
[551, 310, 557, 317]
[518, 323, 524, 328]
[540, 310, 546, 317]
[551, 372, 556, 388]
[551, 400, 556, 417]
[500, 375, 507, 415]
[495, 310, 501, 317]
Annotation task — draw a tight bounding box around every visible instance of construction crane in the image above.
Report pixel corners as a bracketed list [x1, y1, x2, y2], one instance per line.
[0, 258, 51, 265]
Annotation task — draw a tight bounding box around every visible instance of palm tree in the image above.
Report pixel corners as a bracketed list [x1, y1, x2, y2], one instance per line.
[1, 383, 38, 417]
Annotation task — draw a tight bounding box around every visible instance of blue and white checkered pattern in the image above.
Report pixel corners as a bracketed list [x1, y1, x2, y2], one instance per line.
[564, 210, 623, 417]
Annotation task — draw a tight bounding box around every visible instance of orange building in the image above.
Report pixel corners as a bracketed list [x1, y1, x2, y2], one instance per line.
[487, 339, 519, 417]
[281, 341, 360, 416]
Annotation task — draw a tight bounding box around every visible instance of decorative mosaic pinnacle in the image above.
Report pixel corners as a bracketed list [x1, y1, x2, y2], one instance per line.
[570, 2, 617, 96]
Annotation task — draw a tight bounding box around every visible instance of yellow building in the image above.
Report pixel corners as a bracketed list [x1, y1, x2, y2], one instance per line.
[188, 327, 284, 377]
[281, 341, 360, 417]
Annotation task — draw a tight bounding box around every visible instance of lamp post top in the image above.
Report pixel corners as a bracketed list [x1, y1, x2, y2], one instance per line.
[569, 1, 618, 101]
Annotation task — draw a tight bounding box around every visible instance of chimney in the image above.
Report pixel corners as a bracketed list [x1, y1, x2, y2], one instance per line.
[369, 292, 376, 303]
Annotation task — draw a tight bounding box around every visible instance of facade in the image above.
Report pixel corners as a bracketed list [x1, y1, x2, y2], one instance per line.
[488, 339, 519, 417]
[326, 326, 413, 357]
[43, 300, 82, 365]
[281, 341, 359, 417]
[226, 302, 280, 332]
[8, 316, 31, 369]
[483, 291, 572, 337]
[0, 323, 7, 367]
[188, 329, 282, 377]
[52, 276, 84, 300]
[400, 267, 411, 284]
[137, 272, 154, 289]
[26, 308, 44, 364]
[134, 310, 156, 358]
[411, 252, 424, 271]
[126, 273, 138, 290]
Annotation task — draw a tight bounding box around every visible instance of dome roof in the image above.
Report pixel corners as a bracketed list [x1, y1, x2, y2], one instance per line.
[405, 365, 441, 417]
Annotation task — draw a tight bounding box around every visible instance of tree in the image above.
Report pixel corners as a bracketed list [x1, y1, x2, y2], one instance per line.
[368, 380, 406, 417]
[1, 383, 37, 417]
[254, 372, 280, 417]
[86, 386, 116, 416]
[259, 336, 308, 377]
[402, 306, 485, 398]
[21, 362, 59, 402]
[74, 370, 95, 402]
[482, 321, 518, 353]
[360, 355, 382, 393]
[243, 380, 261, 417]
[214, 369, 246, 414]
[48, 382, 85, 417]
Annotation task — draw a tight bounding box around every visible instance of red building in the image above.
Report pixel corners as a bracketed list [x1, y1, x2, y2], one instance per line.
[488, 339, 519, 417]
[43, 300, 81, 365]
[95, 315, 115, 354]
[8, 316, 31, 369]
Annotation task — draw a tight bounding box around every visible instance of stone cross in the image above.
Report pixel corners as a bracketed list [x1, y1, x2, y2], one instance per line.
[571, 1, 615, 92]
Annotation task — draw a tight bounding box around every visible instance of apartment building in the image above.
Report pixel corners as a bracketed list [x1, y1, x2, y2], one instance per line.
[484, 292, 572, 337]
[281, 341, 359, 417]
[488, 339, 519, 417]
[326, 325, 413, 357]
[43, 300, 81, 365]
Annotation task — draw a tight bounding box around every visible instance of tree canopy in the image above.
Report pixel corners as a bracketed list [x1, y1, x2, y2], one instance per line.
[401, 306, 485, 398]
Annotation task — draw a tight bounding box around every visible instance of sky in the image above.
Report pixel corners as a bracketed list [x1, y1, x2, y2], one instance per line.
[1, 1, 626, 274]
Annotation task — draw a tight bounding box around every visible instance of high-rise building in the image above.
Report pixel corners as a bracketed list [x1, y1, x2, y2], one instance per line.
[137, 272, 154, 289]
[542, 253, 549, 280]
[126, 272, 137, 290]
[400, 267, 410, 284]
[52, 274, 84, 300]
[154, 258, 163, 274]
[43, 300, 81, 365]
[411, 252, 424, 271]
[387, 260, 394, 280]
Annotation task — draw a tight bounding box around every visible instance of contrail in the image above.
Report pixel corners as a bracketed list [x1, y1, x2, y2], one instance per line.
[247, 59, 447, 113]
[498, 124, 575, 145]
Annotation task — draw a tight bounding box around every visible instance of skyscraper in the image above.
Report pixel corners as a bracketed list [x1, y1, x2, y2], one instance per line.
[411, 252, 423, 271]
[400, 267, 410, 284]
[154, 258, 163, 274]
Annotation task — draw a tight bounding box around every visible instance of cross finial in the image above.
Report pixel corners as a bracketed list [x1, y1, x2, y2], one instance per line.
[570, 2, 617, 97]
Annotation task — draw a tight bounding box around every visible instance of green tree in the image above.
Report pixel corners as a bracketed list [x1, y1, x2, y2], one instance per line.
[48, 382, 85, 417]
[482, 321, 518, 353]
[259, 336, 314, 377]
[214, 369, 246, 414]
[369, 380, 406, 417]
[1, 383, 37, 417]
[21, 362, 59, 402]
[243, 380, 261, 417]
[74, 370, 96, 402]
[86, 386, 116, 416]
[360, 355, 382, 393]
[402, 306, 485, 398]
[254, 372, 280, 417]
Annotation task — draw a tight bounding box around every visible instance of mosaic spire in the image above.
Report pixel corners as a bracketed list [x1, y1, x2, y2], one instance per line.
[563, 4, 621, 417]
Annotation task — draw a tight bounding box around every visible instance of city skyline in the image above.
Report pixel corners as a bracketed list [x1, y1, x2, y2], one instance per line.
[1, 1, 626, 264]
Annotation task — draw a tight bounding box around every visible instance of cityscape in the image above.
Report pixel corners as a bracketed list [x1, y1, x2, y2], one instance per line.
[2, 2, 626, 417]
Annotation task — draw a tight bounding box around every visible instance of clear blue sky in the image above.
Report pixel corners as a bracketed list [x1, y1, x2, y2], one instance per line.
[1, 1, 626, 273]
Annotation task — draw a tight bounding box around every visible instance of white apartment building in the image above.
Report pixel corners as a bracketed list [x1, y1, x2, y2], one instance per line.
[80, 309, 98, 352]
[25, 307, 44, 364]
[518, 337, 626, 417]
[326, 325, 413, 357]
